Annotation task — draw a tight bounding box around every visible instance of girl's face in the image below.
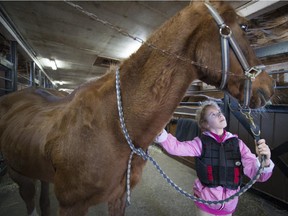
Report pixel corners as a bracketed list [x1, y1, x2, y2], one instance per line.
[204, 106, 227, 133]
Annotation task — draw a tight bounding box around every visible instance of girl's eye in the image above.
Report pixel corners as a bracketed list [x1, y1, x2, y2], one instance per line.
[209, 111, 222, 118]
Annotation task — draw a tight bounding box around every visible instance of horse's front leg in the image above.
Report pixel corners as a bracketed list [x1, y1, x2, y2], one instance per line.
[8, 168, 38, 216]
[108, 193, 127, 216]
[39, 181, 50, 216]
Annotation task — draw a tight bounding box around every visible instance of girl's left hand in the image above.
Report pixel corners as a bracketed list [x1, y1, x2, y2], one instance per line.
[255, 139, 271, 167]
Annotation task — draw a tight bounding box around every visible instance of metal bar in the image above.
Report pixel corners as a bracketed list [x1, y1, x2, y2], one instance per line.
[30, 61, 35, 87]
[174, 112, 196, 117]
[0, 55, 13, 69]
[185, 89, 222, 94]
[0, 4, 56, 87]
[0, 76, 12, 82]
[0, 87, 13, 91]
[255, 41, 288, 58]
[275, 86, 288, 89]
[179, 102, 203, 106]
[256, 105, 288, 113]
[265, 62, 288, 73]
[43, 76, 47, 88]
[10, 40, 17, 91]
[18, 73, 30, 81]
[236, 0, 282, 18]
[268, 70, 288, 75]
[233, 105, 288, 113]
[38, 70, 42, 87]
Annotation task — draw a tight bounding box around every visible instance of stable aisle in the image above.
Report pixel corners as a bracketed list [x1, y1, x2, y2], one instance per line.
[0, 146, 287, 216]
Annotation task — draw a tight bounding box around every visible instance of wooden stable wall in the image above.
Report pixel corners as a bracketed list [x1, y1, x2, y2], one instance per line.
[229, 107, 288, 205]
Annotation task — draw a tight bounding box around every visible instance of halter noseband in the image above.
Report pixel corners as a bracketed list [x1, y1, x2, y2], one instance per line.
[205, 2, 265, 108]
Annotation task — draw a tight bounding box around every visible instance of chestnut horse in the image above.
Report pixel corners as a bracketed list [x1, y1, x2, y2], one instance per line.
[0, 1, 274, 216]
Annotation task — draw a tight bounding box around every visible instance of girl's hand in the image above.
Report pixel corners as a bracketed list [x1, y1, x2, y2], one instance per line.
[255, 139, 271, 167]
[154, 129, 166, 143]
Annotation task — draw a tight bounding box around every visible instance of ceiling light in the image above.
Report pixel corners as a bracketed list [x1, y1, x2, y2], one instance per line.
[236, 0, 281, 18]
[50, 59, 57, 70]
[53, 80, 73, 85]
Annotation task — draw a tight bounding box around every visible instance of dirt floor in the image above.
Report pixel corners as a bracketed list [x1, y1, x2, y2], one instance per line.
[1, 146, 288, 216]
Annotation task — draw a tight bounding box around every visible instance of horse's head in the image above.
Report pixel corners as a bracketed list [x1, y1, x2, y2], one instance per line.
[191, 1, 274, 109]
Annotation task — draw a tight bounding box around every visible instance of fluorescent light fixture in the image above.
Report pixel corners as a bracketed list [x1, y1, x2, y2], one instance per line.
[58, 88, 74, 93]
[50, 59, 57, 70]
[236, 0, 281, 17]
[53, 80, 74, 86]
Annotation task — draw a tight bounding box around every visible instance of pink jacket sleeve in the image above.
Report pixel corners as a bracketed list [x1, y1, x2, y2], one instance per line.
[155, 129, 202, 157]
[239, 139, 274, 182]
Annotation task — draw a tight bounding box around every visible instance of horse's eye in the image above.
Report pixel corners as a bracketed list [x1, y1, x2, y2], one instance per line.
[240, 24, 248, 32]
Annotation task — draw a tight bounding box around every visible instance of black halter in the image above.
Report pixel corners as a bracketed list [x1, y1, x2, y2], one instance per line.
[205, 2, 265, 108]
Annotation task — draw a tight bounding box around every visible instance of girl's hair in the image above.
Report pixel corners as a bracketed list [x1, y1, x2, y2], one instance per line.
[196, 100, 221, 131]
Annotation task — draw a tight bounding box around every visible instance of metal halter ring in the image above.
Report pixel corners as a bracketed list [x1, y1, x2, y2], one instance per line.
[245, 65, 265, 81]
[219, 24, 232, 38]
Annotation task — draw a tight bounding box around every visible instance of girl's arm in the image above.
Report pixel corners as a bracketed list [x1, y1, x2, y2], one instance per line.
[154, 129, 202, 157]
[239, 139, 274, 182]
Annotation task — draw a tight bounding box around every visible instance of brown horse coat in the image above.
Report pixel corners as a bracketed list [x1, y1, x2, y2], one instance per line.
[0, 1, 274, 216]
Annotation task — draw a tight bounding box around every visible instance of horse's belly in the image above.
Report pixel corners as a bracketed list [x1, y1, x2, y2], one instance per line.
[6, 151, 55, 182]
[1, 136, 55, 182]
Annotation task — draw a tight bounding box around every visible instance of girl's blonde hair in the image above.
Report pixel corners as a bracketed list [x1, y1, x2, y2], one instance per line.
[196, 100, 221, 131]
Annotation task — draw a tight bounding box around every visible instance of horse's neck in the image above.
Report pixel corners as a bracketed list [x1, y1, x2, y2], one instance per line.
[115, 5, 205, 147]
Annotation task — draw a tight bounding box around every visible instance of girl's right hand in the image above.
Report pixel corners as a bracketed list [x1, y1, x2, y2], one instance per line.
[255, 139, 271, 167]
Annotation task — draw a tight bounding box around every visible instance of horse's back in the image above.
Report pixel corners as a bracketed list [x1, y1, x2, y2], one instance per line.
[34, 88, 69, 101]
[0, 87, 69, 115]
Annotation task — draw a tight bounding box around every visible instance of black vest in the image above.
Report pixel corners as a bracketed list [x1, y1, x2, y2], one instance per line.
[196, 135, 243, 190]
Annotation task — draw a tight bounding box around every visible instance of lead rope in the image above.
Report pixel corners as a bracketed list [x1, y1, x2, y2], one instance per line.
[115, 68, 265, 206]
[240, 107, 267, 163]
[115, 68, 149, 207]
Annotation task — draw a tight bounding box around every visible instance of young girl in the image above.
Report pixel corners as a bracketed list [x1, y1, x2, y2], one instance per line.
[154, 100, 274, 216]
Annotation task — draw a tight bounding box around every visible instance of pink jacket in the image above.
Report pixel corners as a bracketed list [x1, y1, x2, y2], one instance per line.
[155, 129, 274, 215]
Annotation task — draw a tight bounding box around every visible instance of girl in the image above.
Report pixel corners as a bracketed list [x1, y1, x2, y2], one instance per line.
[154, 100, 274, 216]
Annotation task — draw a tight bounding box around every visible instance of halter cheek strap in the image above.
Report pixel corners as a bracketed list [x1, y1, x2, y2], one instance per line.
[204, 2, 265, 108]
